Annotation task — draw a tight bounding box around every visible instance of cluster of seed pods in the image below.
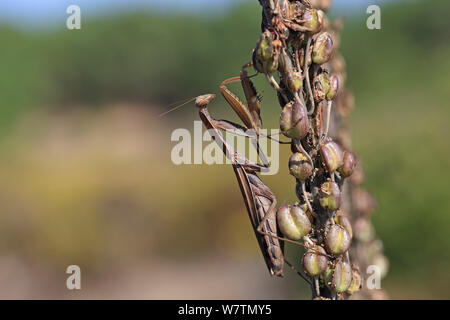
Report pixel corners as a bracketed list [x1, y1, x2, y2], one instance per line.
[253, 0, 387, 299]
[328, 18, 389, 301]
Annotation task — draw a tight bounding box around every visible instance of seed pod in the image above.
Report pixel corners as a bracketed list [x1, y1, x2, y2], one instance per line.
[354, 218, 374, 242]
[323, 265, 334, 288]
[325, 224, 351, 255]
[350, 160, 365, 186]
[252, 49, 265, 74]
[346, 266, 362, 295]
[254, 30, 279, 74]
[372, 254, 389, 279]
[302, 245, 328, 276]
[332, 261, 352, 293]
[285, 71, 303, 93]
[334, 211, 353, 238]
[310, 0, 332, 11]
[326, 75, 339, 100]
[280, 101, 309, 139]
[312, 32, 334, 65]
[313, 71, 330, 103]
[301, 8, 323, 34]
[257, 30, 274, 62]
[289, 152, 313, 181]
[299, 202, 314, 224]
[320, 141, 344, 172]
[319, 181, 341, 211]
[352, 188, 377, 216]
[337, 150, 356, 178]
[277, 205, 311, 241]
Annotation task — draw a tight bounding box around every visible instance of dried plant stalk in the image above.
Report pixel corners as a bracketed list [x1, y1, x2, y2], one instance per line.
[252, 0, 388, 299]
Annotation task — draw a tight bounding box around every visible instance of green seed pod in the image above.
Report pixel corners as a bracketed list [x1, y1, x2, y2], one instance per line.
[334, 211, 353, 239]
[285, 71, 303, 93]
[319, 181, 341, 211]
[320, 141, 344, 172]
[326, 75, 339, 100]
[277, 205, 311, 241]
[302, 245, 328, 276]
[301, 8, 323, 34]
[338, 150, 356, 178]
[312, 32, 334, 65]
[346, 266, 362, 295]
[313, 71, 331, 103]
[332, 261, 352, 293]
[280, 101, 309, 139]
[257, 30, 274, 62]
[323, 265, 334, 288]
[254, 30, 279, 74]
[289, 152, 313, 181]
[252, 49, 265, 74]
[325, 224, 351, 256]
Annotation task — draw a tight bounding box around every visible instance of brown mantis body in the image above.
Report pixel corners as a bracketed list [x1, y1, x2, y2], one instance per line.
[194, 66, 314, 280]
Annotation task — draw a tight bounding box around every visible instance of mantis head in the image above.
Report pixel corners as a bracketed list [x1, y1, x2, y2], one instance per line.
[195, 94, 216, 109]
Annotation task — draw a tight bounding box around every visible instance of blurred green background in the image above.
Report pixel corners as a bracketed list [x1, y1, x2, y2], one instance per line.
[0, 0, 448, 299]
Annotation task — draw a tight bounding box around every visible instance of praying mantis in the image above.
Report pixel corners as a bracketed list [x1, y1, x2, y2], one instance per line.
[193, 63, 314, 283]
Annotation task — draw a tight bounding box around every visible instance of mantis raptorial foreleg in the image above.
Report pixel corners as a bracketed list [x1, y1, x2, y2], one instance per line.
[195, 93, 327, 279]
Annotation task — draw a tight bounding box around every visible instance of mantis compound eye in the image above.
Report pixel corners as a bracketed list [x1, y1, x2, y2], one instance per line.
[280, 101, 309, 139]
[332, 260, 353, 293]
[276, 205, 311, 241]
[312, 32, 334, 65]
[195, 94, 216, 108]
[319, 181, 341, 211]
[302, 245, 328, 276]
[325, 224, 351, 256]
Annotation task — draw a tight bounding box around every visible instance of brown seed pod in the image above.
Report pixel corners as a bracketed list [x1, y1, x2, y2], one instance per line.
[334, 211, 353, 239]
[302, 245, 328, 276]
[319, 181, 341, 211]
[320, 141, 344, 173]
[326, 74, 339, 100]
[323, 265, 334, 288]
[280, 101, 309, 139]
[352, 188, 377, 216]
[325, 224, 351, 255]
[332, 260, 352, 293]
[349, 160, 365, 186]
[346, 265, 362, 295]
[301, 8, 323, 34]
[313, 71, 331, 103]
[338, 150, 356, 178]
[289, 152, 313, 180]
[309, 0, 332, 11]
[312, 32, 334, 65]
[277, 205, 311, 241]
[353, 218, 374, 242]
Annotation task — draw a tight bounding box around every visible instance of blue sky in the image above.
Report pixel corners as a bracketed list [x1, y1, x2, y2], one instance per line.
[0, 0, 389, 29]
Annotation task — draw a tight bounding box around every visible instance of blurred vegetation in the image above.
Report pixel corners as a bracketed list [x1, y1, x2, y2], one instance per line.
[0, 0, 448, 298]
